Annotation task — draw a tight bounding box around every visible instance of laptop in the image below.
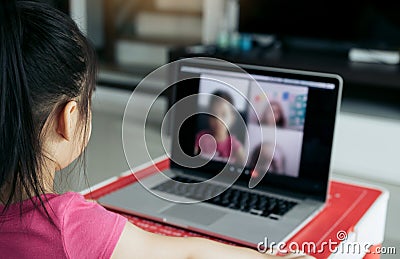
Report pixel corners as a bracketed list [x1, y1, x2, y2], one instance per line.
[98, 58, 343, 248]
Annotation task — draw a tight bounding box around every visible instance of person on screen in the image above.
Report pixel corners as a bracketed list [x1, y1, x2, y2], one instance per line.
[261, 100, 287, 128]
[194, 90, 246, 166]
[249, 142, 286, 175]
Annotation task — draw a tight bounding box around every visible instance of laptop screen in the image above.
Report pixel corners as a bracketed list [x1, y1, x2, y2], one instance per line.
[169, 59, 341, 201]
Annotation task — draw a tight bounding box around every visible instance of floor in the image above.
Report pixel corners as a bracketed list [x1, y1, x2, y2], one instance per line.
[55, 85, 399, 258]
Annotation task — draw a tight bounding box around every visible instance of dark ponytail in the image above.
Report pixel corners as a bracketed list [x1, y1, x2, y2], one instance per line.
[0, 0, 43, 211]
[0, 0, 96, 215]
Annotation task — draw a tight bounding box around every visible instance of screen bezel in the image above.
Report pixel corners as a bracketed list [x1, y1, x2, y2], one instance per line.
[169, 59, 343, 202]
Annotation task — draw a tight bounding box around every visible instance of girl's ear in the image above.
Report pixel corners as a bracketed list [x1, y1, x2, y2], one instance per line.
[56, 101, 78, 141]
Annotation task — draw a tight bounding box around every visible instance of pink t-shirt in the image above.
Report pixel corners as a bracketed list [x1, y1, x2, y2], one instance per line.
[0, 192, 127, 259]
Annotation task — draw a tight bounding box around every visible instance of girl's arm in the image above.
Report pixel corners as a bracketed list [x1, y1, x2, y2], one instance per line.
[111, 222, 315, 259]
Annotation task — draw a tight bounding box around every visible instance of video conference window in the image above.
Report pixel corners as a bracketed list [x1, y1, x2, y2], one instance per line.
[194, 75, 249, 165]
[246, 81, 308, 178]
[248, 81, 308, 131]
[193, 71, 309, 179]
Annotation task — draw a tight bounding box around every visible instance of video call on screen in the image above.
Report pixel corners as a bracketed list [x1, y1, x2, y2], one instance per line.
[193, 72, 309, 179]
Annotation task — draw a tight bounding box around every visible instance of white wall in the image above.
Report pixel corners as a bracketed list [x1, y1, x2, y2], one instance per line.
[332, 113, 400, 185]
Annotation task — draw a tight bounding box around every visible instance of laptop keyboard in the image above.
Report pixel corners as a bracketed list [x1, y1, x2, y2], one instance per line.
[152, 175, 297, 219]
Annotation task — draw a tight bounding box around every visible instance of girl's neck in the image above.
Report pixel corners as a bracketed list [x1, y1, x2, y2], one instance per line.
[0, 166, 56, 205]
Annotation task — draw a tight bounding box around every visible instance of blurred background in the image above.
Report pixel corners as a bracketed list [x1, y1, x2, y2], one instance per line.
[40, 0, 399, 257]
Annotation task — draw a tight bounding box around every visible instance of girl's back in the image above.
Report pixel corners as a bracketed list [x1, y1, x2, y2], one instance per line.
[0, 192, 126, 258]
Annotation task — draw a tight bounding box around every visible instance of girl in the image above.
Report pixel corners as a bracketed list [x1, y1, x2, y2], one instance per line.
[195, 90, 246, 166]
[0, 1, 314, 258]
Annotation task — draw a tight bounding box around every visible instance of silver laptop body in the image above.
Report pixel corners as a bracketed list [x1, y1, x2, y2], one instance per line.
[99, 59, 343, 247]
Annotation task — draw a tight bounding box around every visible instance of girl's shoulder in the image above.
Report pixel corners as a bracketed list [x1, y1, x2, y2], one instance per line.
[0, 192, 78, 220]
[57, 192, 128, 258]
[0, 192, 127, 258]
[48, 191, 126, 227]
[50, 191, 90, 208]
[0, 192, 105, 226]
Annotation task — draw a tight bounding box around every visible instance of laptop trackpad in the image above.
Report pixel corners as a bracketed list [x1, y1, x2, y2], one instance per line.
[161, 204, 226, 226]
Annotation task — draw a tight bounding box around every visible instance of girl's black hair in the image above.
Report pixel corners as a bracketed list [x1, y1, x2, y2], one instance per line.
[0, 1, 96, 215]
